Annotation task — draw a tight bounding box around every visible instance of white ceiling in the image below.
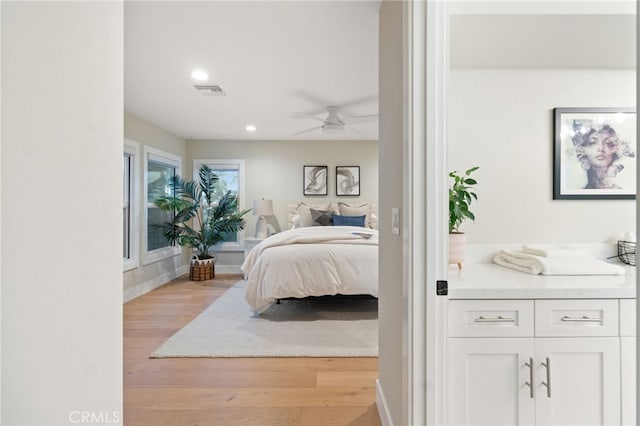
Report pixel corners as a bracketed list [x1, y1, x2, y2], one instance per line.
[124, 1, 381, 141]
[124, 1, 636, 142]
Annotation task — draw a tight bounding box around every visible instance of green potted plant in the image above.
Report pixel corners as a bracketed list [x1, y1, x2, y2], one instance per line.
[155, 165, 251, 281]
[449, 166, 479, 269]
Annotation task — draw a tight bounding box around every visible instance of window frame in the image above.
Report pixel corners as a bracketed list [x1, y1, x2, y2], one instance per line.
[123, 139, 140, 271]
[142, 146, 182, 265]
[193, 158, 246, 251]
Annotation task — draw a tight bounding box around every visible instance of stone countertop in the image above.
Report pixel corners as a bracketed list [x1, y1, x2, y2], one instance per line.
[447, 263, 636, 299]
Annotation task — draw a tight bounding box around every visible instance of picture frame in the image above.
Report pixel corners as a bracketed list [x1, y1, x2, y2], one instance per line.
[303, 165, 328, 196]
[553, 107, 636, 200]
[336, 166, 360, 196]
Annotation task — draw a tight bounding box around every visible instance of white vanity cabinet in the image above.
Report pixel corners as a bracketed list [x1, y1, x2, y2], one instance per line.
[619, 299, 636, 426]
[448, 337, 535, 425]
[447, 299, 626, 426]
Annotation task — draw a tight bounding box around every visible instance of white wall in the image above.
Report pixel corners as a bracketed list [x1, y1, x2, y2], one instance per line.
[123, 111, 189, 297]
[377, 2, 404, 425]
[449, 69, 636, 243]
[2, 2, 123, 424]
[188, 138, 379, 236]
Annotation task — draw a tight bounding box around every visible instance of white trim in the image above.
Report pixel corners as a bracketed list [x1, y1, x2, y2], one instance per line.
[425, 1, 450, 426]
[637, 7, 640, 418]
[215, 264, 242, 275]
[123, 265, 189, 303]
[192, 158, 246, 251]
[0, 1, 3, 408]
[402, 2, 426, 425]
[403, 2, 449, 425]
[123, 139, 140, 271]
[376, 379, 394, 426]
[142, 146, 182, 265]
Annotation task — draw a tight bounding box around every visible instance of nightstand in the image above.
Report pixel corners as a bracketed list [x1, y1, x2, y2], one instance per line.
[243, 238, 264, 278]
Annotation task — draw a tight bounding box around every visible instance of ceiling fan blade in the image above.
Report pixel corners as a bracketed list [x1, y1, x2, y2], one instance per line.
[292, 112, 325, 123]
[342, 113, 378, 123]
[293, 91, 335, 115]
[292, 126, 323, 136]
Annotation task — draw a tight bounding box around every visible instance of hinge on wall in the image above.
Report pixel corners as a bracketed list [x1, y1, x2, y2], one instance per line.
[436, 280, 448, 296]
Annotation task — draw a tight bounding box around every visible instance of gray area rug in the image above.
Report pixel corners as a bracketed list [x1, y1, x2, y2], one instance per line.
[151, 281, 378, 358]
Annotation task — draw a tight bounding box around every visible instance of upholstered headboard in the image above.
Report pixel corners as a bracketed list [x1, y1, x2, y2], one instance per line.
[286, 202, 378, 230]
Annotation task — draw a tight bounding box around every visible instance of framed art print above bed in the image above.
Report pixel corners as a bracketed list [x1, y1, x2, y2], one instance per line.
[303, 165, 328, 196]
[336, 166, 360, 196]
[553, 107, 636, 200]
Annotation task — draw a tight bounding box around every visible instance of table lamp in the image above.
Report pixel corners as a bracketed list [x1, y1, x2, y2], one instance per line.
[253, 199, 274, 239]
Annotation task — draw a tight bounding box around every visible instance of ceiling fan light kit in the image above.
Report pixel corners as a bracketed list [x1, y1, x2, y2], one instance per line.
[322, 123, 345, 133]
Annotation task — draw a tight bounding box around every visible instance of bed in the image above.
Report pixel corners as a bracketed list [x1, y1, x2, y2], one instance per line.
[241, 202, 379, 312]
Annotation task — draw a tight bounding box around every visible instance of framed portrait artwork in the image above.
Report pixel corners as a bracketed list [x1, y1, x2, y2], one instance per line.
[336, 166, 360, 196]
[303, 165, 328, 196]
[553, 107, 636, 200]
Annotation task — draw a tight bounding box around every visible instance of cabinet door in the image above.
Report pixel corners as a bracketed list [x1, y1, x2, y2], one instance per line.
[535, 338, 620, 426]
[621, 336, 635, 426]
[447, 338, 535, 426]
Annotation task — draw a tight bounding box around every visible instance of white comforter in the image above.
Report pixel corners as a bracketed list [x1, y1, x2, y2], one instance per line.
[242, 226, 378, 312]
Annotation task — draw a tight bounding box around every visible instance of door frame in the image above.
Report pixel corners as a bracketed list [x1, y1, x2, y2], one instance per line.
[403, 1, 449, 425]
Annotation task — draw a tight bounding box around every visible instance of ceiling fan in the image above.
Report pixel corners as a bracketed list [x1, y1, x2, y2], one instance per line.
[293, 106, 378, 136]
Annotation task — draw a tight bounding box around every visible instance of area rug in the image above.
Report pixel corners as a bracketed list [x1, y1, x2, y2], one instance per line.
[151, 281, 378, 358]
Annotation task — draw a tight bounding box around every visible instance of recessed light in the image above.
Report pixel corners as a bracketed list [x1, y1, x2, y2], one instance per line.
[191, 69, 209, 81]
[246, 125, 257, 132]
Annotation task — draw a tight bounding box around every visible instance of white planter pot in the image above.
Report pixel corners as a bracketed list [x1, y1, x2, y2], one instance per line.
[449, 233, 466, 269]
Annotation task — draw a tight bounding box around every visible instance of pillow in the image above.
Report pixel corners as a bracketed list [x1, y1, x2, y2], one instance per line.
[332, 214, 366, 227]
[310, 208, 333, 226]
[298, 202, 332, 227]
[337, 202, 371, 228]
[290, 214, 301, 229]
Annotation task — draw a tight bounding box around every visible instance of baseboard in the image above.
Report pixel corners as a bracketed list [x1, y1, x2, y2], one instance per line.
[123, 265, 189, 303]
[376, 379, 393, 426]
[215, 264, 242, 275]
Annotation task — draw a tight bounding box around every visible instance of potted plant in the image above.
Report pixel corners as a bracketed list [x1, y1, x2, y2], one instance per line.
[449, 166, 479, 269]
[155, 165, 251, 281]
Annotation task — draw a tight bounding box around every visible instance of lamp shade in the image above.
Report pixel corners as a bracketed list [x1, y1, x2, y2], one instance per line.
[253, 199, 274, 216]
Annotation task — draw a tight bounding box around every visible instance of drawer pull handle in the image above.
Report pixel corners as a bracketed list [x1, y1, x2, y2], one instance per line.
[524, 358, 534, 399]
[541, 357, 551, 398]
[560, 315, 602, 323]
[475, 315, 516, 323]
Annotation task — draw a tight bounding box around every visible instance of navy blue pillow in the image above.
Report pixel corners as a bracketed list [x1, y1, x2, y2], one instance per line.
[332, 214, 366, 227]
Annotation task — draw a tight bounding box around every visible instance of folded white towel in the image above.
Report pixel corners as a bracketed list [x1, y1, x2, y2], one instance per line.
[493, 249, 626, 276]
[493, 250, 544, 274]
[521, 244, 585, 258]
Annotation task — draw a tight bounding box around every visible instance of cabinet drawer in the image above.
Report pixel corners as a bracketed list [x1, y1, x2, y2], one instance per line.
[448, 300, 534, 337]
[535, 299, 619, 337]
[620, 299, 636, 337]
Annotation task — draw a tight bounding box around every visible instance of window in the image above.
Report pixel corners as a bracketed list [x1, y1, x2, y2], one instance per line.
[143, 147, 182, 264]
[193, 159, 245, 250]
[123, 139, 139, 271]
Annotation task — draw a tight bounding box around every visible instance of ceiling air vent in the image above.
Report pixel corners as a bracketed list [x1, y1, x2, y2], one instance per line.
[194, 85, 226, 96]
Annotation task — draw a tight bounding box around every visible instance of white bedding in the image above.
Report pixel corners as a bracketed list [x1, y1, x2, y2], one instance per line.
[242, 226, 378, 312]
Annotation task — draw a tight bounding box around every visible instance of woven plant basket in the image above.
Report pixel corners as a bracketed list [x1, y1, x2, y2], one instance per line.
[190, 256, 215, 281]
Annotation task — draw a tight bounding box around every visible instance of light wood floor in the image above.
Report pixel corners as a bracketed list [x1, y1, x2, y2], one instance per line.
[124, 274, 381, 426]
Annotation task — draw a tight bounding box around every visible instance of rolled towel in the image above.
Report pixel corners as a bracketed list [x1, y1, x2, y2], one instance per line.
[493, 249, 626, 276]
[521, 244, 585, 258]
